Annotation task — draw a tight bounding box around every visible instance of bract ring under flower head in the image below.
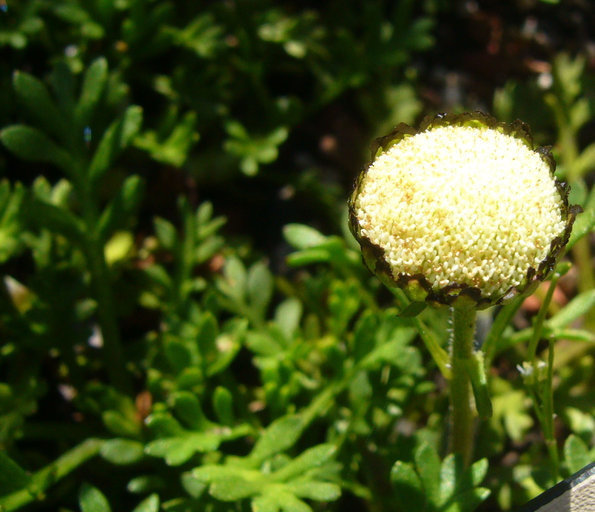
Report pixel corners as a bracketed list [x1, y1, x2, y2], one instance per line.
[349, 112, 580, 308]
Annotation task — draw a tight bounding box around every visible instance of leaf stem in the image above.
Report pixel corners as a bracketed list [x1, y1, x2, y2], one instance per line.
[0, 438, 104, 511]
[78, 174, 130, 392]
[449, 300, 477, 467]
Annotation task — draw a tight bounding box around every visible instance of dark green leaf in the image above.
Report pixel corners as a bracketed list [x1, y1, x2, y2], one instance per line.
[0, 451, 30, 496]
[213, 387, 234, 426]
[172, 391, 207, 429]
[398, 301, 427, 317]
[50, 61, 76, 113]
[164, 341, 192, 375]
[1, 125, 76, 175]
[88, 105, 143, 183]
[102, 410, 140, 438]
[26, 199, 85, 244]
[97, 175, 144, 241]
[13, 71, 65, 139]
[76, 57, 108, 125]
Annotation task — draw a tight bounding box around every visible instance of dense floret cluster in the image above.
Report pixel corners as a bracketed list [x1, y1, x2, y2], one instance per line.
[350, 114, 575, 305]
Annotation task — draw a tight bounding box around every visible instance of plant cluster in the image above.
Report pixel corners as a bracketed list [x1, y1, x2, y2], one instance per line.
[0, 1, 594, 512]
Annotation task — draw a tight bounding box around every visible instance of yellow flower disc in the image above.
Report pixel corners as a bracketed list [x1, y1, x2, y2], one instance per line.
[350, 114, 577, 306]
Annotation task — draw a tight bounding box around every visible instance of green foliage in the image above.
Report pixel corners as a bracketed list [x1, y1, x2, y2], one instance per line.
[0, 2, 593, 512]
[391, 444, 490, 512]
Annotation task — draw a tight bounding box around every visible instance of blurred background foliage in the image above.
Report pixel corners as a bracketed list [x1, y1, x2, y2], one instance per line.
[0, 1, 594, 511]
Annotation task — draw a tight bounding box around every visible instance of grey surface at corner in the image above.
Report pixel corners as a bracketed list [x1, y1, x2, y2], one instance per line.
[517, 462, 595, 512]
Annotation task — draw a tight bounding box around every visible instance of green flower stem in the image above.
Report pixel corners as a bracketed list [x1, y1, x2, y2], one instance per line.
[543, 338, 560, 481]
[528, 272, 560, 366]
[525, 273, 561, 482]
[78, 174, 130, 393]
[449, 300, 477, 467]
[0, 438, 104, 511]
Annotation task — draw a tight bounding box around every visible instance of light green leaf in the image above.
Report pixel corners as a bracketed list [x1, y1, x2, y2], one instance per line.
[250, 415, 304, 463]
[210, 477, 261, 501]
[275, 492, 311, 512]
[274, 298, 302, 340]
[439, 455, 488, 507]
[246, 332, 283, 356]
[564, 434, 591, 474]
[145, 433, 220, 466]
[415, 443, 441, 508]
[442, 487, 491, 512]
[549, 290, 595, 330]
[573, 143, 595, 178]
[181, 471, 206, 498]
[135, 110, 199, 167]
[100, 439, 144, 465]
[464, 352, 492, 419]
[213, 387, 234, 426]
[272, 444, 336, 482]
[288, 481, 341, 501]
[132, 493, 159, 512]
[154, 217, 177, 250]
[568, 187, 595, 250]
[248, 261, 274, 319]
[219, 256, 247, 303]
[283, 224, 327, 249]
[193, 466, 263, 501]
[253, 494, 281, 512]
[0, 181, 25, 263]
[79, 483, 111, 512]
[390, 461, 425, 512]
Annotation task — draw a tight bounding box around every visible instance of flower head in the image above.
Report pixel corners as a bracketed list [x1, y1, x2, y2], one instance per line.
[349, 112, 579, 308]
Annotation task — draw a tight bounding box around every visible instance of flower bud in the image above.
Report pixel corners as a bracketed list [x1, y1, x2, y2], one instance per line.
[349, 112, 580, 308]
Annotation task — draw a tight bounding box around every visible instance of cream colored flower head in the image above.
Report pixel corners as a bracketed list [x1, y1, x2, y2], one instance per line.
[349, 112, 578, 307]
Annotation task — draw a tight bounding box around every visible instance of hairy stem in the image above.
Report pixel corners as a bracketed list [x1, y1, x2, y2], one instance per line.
[449, 300, 477, 467]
